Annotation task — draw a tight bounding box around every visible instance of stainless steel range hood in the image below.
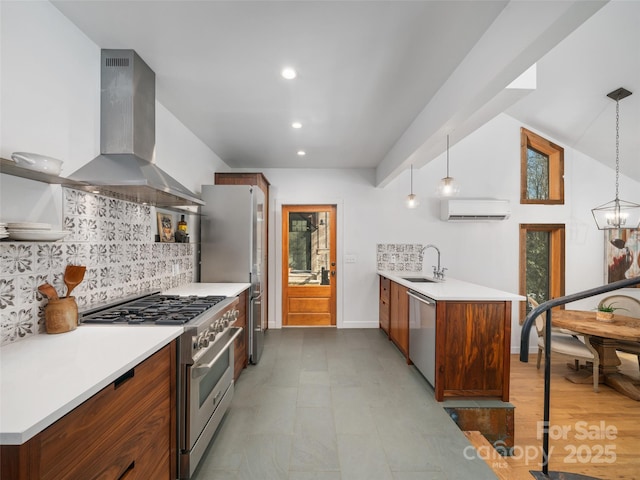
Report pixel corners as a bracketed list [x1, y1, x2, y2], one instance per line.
[69, 49, 204, 207]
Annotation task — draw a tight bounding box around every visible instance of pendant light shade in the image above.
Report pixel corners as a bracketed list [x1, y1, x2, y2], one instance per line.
[591, 88, 640, 230]
[405, 164, 419, 209]
[437, 135, 459, 197]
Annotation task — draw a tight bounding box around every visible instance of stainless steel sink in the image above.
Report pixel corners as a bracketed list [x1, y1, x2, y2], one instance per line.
[401, 277, 437, 283]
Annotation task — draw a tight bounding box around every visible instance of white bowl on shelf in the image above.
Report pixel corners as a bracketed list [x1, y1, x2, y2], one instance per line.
[11, 152, 63, 175]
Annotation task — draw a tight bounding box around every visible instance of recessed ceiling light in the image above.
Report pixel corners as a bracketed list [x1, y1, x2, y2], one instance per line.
[291, 122, 302, 129]
[297, 150, 306, 156]
[281, 67, 297, 80]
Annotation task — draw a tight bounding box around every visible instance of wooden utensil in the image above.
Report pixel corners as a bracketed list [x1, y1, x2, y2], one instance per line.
[63, 265, 86, 298]
[38, 283, 59, 300]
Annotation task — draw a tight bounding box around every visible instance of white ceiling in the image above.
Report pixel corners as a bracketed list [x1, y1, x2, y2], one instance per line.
[51, 0, 639, 186]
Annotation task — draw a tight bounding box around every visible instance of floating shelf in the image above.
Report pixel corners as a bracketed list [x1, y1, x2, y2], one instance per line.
[1, 157, 85, 186]
[1, 157, 203, 211]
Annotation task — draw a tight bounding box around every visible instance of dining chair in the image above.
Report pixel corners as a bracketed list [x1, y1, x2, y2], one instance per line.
[528, 297, 600, 392]
[599, 295, 640, 368]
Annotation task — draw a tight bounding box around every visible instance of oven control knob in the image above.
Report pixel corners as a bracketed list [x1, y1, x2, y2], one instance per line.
[217, 321, 225, 332]
[197, 333, 209, 349]
[208, 330, 217, 341]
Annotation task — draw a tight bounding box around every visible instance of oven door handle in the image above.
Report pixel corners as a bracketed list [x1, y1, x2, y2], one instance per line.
[192, 327, 243, 378]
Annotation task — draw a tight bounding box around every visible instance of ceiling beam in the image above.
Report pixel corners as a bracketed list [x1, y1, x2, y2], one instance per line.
[375, 0, 608, 188]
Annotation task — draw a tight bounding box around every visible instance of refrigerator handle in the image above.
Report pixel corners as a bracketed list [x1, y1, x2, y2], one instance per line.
[252, 296, 262, 332]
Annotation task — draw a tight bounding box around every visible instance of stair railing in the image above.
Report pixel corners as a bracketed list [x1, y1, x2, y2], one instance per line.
[519, 275, 640, 479]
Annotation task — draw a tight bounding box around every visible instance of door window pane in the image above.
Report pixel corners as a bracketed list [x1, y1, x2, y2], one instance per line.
[288, 211, 331, 286]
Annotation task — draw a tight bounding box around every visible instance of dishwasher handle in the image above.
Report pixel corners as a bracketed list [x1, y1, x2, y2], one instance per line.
[407, 290, 436, 305]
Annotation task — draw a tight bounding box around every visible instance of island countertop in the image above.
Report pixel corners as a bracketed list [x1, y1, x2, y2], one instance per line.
[378, 271, 525, 302]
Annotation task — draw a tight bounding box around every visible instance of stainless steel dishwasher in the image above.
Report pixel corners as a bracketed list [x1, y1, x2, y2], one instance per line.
[408, 290, 437, 387]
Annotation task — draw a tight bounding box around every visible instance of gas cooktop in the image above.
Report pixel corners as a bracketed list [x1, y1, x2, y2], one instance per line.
[81, 294, 227, 325]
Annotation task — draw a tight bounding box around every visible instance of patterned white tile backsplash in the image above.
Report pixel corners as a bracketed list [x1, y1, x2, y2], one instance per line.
[0, 188, 195, 345]
[376, 243, 424, 272]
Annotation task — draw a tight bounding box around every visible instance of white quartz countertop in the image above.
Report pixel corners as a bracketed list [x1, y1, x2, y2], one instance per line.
[163, 282, 250, 297]
[0, 282, 250, 445]
[0, 325, 182, 445]
[378, 271, 525, 302]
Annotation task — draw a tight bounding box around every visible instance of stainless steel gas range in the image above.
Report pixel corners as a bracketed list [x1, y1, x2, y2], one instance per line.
[81, 292, 242, 479]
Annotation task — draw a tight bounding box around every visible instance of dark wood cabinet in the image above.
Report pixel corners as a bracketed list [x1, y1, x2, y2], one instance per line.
[215, 172, 270, 331]
[435, 301, 511, 402]
[389, 280, 410, 360]
[378, 275, 512, 402]
[1, 343, 177, 480]
[379, 276, 390, 335]
[232, 289, 249, 380]
[378, 276, 409, 361]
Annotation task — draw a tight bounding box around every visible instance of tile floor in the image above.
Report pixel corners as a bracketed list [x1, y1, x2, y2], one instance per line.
[192, 328, 497, 480]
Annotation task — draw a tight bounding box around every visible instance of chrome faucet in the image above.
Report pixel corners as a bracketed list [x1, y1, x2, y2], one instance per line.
[421, 244, 446, 280]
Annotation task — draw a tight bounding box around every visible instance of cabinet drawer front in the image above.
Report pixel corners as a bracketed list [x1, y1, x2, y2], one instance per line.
[380, 277, 390, 302]
[379, 298, 390, 320]
[38, 344, 173, 480]
[233, 291, 249, 379]
[236, 290, 248, 320]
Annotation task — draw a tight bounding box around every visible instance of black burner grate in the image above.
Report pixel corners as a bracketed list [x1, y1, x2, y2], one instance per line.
[82, 294, 227, 325]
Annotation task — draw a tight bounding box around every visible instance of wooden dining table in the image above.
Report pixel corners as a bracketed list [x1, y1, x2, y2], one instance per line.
[551, 309, 640, 401]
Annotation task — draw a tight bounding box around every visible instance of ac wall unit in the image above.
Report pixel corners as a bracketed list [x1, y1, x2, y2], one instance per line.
[440, 198, 511, 221]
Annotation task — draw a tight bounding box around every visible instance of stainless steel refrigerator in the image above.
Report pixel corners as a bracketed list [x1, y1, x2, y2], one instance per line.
[200, 184, 266, 364]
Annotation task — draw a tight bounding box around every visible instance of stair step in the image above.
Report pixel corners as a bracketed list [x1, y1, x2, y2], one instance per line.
[463, 430, 514, 480]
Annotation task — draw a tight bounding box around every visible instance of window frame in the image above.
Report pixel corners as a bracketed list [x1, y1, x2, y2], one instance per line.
[520, 127, 565, 204]
[519, 223, 566, 322]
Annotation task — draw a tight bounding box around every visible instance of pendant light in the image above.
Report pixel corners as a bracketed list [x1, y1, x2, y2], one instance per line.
[405, 164, 419, 209]
[591, 88, 640, 230]
[437, 135, 459, 197]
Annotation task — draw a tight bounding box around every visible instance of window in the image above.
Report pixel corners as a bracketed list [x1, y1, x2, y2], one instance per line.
[521, 128, 564, 204]
[519, 224, 565, 321]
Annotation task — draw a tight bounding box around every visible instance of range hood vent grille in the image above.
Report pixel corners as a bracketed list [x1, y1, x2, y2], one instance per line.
[105, 56, 129, 68]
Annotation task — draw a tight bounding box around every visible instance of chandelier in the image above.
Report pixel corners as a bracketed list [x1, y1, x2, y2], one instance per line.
[591, 87, 640, 230]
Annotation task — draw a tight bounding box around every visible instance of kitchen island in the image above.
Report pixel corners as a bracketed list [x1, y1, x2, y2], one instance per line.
[378, 271, 524, 402]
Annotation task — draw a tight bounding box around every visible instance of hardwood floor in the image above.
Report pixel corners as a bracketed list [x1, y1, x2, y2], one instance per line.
[505, 351, 640, 479]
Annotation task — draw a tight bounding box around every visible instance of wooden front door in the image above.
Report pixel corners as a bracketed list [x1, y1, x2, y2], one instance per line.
[282, 205, 337, 326]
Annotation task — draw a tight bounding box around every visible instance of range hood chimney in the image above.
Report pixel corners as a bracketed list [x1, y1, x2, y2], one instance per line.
[69, 49, 204, 207]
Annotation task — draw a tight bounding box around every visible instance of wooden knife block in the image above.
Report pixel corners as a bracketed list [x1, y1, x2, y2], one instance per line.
[45, 297, 78, 334]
